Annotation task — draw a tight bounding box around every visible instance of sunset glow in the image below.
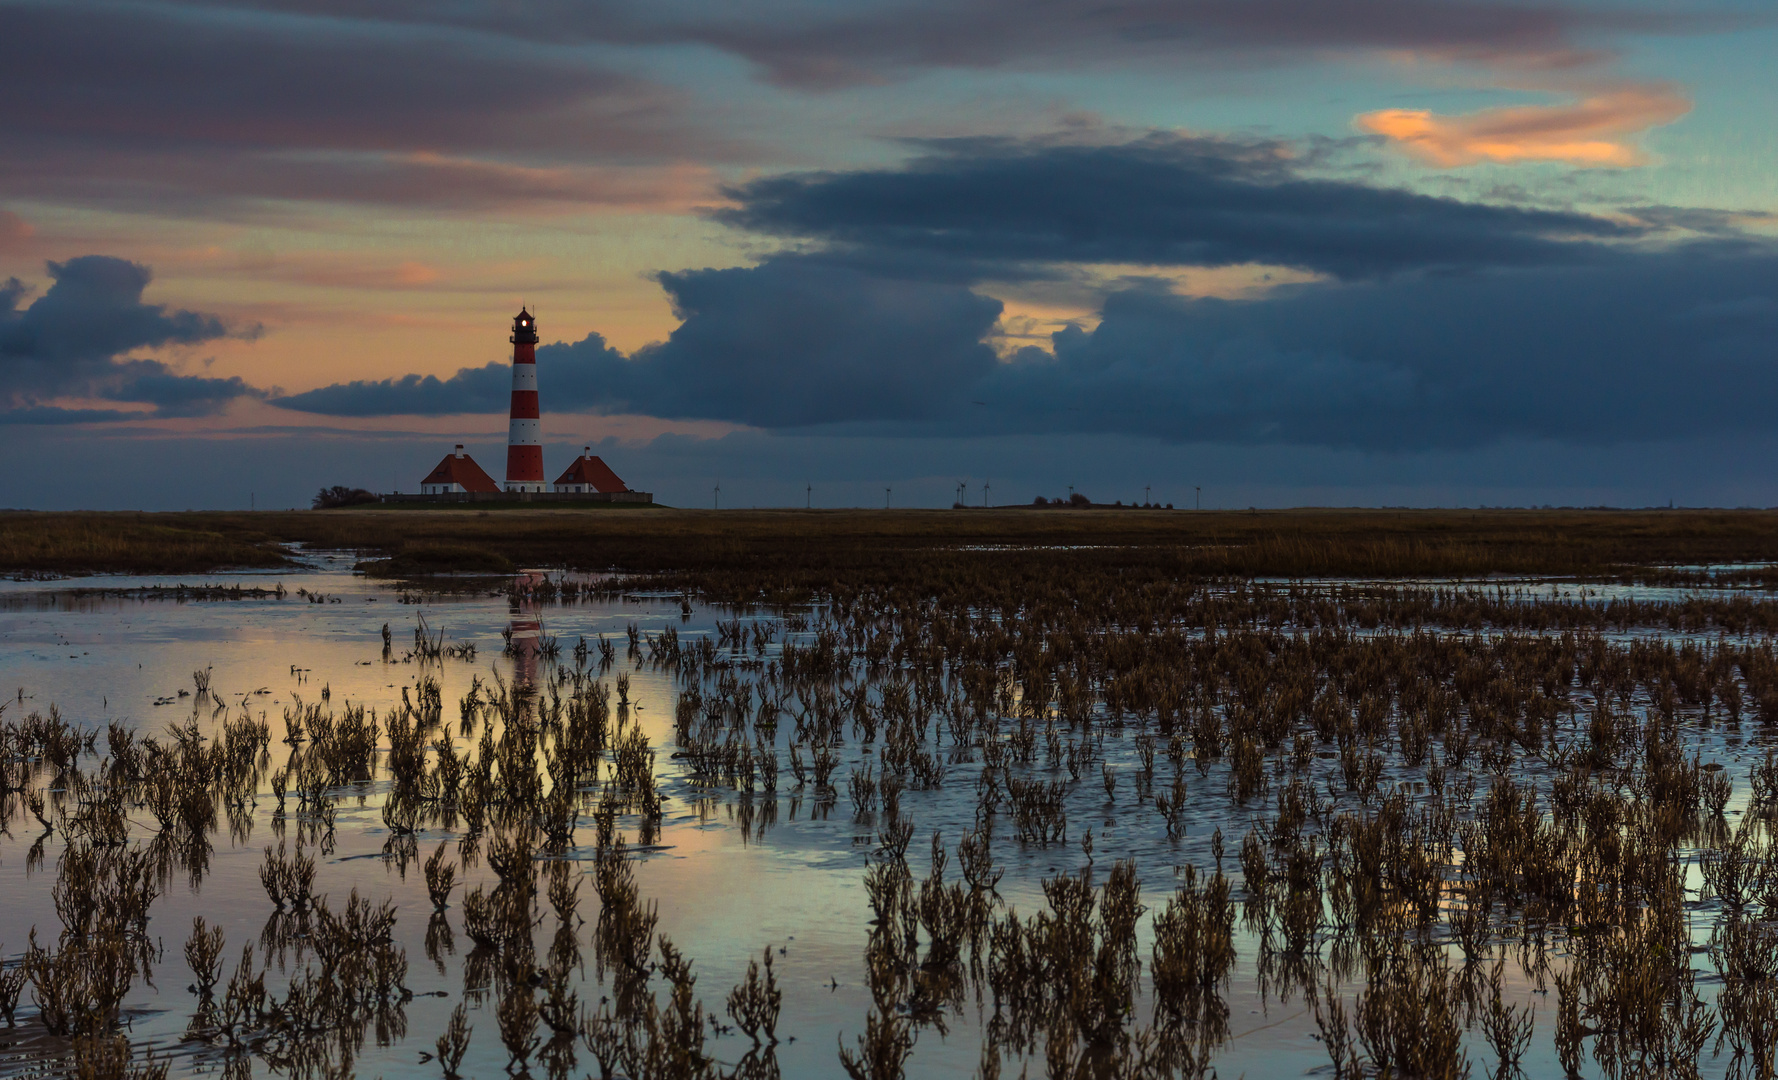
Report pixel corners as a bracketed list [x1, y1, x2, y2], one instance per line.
[1358, 85, 1693, 168]
[0, 0, 1774, 508]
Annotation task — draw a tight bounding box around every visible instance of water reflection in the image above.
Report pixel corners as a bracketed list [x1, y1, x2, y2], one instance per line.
[11, 563, 1769, 1078]
[507, 569, 547, 690]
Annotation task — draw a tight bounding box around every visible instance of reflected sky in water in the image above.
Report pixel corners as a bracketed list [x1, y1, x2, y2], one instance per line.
[4, 555, 1740, 1077]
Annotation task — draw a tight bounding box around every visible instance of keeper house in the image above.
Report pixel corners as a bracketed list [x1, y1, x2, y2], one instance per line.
[419, 446, 501, 495]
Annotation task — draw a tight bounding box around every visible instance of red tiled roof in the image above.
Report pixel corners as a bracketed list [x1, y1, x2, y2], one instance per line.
[553, 455, 629, 492]
[421, 453, 501, 493]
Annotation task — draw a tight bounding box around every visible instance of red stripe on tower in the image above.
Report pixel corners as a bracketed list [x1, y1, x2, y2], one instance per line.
[506, 308, 545, 491]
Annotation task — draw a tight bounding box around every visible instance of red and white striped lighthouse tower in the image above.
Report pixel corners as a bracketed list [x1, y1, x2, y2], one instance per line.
[505, 308, 545, 492]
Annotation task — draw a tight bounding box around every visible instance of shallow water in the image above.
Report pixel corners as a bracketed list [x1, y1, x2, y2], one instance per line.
[0, 558, 1768, 1078]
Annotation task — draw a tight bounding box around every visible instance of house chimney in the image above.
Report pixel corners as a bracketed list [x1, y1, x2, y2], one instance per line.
[455, 444, 464, 458]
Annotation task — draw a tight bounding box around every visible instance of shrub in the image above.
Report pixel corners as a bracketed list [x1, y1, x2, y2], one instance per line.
[311, 486, 377, 509]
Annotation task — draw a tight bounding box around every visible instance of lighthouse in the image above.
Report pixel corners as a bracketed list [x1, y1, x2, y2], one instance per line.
[505, 308, 545, 492]
[395, 305, 653, 505]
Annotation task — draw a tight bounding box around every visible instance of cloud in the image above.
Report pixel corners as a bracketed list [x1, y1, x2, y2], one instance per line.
[0, 211, 32, 253]
[0, 256, 264, 419]
[272, 133, 1778, 452]
[1357, 83, 1692, 167]
[1623, 205, 1777, 238]
[1, 151, 723, 218]
[0, 4, 698, 159]
[104, 368, 270, 418]
[0, 406, 143, 426]
[617, 262, 1004, 426]
[653, 0, 1677, 88]
[235, 256, 449, 293]
[715, 134, 1643, 280]
[0, 1, 1722, 217]
[277, 259, 1003, 426]
[156, 0, 1700, 89]
[272, 364, 512, 417]
[280, 241, 1778, 452]
[0, 3, 734, 214]
[971, 244, 1778, 449]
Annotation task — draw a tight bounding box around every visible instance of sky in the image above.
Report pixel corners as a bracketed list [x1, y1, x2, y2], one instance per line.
[3, 0, 1777, 510]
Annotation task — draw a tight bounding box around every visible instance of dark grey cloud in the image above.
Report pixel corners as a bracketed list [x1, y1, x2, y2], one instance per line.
[278, 242, 1778, 452]
[104, 368, 269, 418]
[154, 0, 1708, 89]
[618, 262, 1003, 426]
[277, 259, 1002, 426]
[0, 256, 263, 419]
[0, 3, 697, 157]
[715, 135, 1645, 280]
[970, 244, 1778, 449]
[1, 259, 226, 368]
[3, 0, 1728, 214]
[273, 132, 1778, 451]
[272, 365, 512, 417]
[0, 2, 729, 213]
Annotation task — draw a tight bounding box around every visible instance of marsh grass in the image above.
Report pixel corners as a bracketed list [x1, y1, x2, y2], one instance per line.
[19, 519, 1778, 1076]
[727, 946, 783, 1046]
[15, 507, 1778, 586]
[435, 1002, 470, 1078]
[184, 918, 225, 997]
[0, 513, 291, 575]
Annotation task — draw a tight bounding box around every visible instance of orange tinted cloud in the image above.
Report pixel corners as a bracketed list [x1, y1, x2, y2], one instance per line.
[1358, 84, 1691, 168]
[220, 256, 448, 292]
[0, 210, 33, 253]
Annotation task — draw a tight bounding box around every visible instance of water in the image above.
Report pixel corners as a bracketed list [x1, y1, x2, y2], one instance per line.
[0, 556, 1768, 1078]
[0, 556, 969, 1078]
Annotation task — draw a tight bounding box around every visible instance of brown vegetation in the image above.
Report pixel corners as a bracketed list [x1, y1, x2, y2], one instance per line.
[0, 513, 290, 575]
[8, 507, 1778, 584]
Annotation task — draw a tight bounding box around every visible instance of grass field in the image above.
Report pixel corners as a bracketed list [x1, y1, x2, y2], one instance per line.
[0, 512, 293, 575]
[5, 507, 1778, 588]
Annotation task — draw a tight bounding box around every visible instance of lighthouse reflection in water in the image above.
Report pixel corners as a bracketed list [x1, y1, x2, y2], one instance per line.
[507, 569, 546, 688]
